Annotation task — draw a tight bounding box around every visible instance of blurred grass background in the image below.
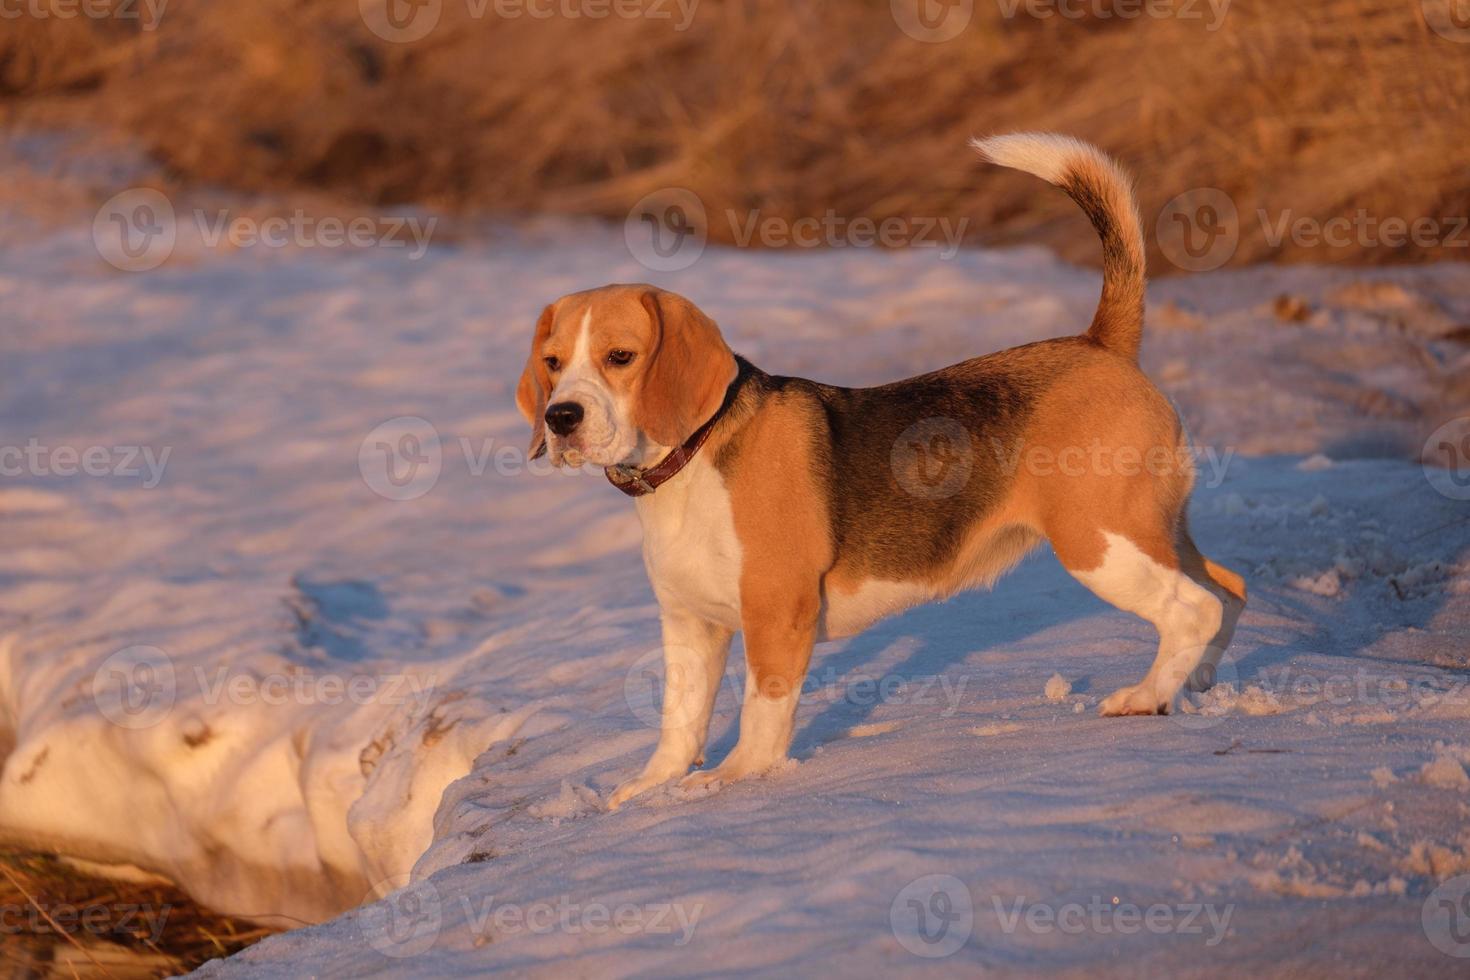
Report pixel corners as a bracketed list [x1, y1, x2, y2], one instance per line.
[2, 1, 1467, 265]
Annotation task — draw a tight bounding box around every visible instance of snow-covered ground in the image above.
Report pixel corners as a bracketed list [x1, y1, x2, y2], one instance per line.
[2, 184, 1469, 975]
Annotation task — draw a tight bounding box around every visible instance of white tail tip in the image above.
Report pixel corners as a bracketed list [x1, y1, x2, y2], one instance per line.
[970, 132, 1109, 186]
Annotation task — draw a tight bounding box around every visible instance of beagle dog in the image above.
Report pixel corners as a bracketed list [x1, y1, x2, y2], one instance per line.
[515, 134, 1247, 810]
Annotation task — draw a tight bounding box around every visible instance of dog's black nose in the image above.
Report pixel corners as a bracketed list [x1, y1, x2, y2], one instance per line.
[544, 401, 584, 437]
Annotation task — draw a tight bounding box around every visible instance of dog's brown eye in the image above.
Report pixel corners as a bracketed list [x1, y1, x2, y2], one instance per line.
[607, 349, 636, 367]
[543, 355, 560, 372]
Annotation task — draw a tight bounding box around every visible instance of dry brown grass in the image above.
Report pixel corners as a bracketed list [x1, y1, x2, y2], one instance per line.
[2, 0, 1466, 270]
[0, 852, 273, 978]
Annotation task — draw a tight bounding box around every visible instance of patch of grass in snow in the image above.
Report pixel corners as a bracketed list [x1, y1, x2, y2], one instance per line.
[0, 851, 274, 978]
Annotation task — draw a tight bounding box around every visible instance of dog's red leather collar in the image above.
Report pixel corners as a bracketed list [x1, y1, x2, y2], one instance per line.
[604, 360, 748, 498]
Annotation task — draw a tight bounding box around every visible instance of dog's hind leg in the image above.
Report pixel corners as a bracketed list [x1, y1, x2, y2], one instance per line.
[1053, 525, 1224, 716]
[1174, 518, 1247, 692]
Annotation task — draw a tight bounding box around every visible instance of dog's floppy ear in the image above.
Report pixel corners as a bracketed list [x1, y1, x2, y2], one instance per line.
[635, 288, 737, 448]
[515, 303, 556, 458]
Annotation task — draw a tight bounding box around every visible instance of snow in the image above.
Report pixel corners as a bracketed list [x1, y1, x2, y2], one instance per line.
[1044, 673, 1073, 702]
[2, 201, 1469, 974]
[1419, 745, 1470, 791]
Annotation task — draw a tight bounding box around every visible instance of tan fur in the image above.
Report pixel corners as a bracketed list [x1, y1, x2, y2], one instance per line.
[1067, 152, 1148, 362]
[1202, 557, 1248, 603]
[1003, 355, 1192, 574]
[719, 393, 832, 698]
[635, 290, 738, 448]
[514, 303, 556, 454]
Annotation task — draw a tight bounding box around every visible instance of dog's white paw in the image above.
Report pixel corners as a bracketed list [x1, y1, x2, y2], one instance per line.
[607, 772, 674, 811]
[1099, 683, 1170, 717]
[677, 751, 789, 797]
[677, 768, 727, 796]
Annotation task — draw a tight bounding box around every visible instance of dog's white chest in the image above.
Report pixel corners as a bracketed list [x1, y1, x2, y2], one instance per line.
[636, 459, 744, 630]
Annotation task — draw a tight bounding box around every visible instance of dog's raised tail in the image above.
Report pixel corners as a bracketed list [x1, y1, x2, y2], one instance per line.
[972, 133, 1146, 362]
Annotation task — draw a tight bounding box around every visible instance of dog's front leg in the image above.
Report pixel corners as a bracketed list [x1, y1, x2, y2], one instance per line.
[607, 608, 732, 810]
[680, 584, 819, 793]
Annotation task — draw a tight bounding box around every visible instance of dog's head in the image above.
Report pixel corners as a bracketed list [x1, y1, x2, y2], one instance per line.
[516, 284, 737, 468]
